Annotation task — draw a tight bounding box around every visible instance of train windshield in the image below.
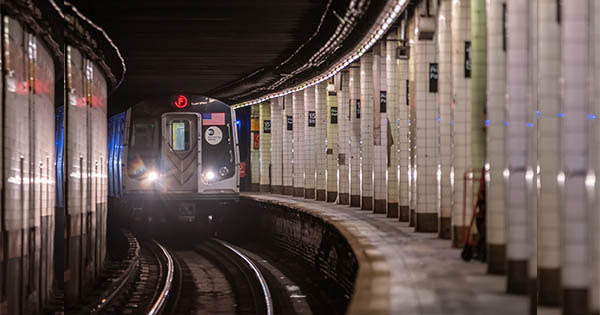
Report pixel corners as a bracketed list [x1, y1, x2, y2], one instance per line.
[171, 120, 190, 151]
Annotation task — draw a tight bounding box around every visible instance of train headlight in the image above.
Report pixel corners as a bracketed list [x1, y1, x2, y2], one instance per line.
[148, 171, 159, 182]
[219, 166, 229, 177]
[204, 170, 216, 180]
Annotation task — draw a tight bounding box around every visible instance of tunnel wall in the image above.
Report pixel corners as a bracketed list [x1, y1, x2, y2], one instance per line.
[64, 45, 108, 305]
[0, 16, 57, 314]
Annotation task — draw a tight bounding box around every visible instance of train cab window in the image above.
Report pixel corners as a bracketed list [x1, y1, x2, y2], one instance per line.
[131, 122, 155, 150]
[171, 120, 190, 151]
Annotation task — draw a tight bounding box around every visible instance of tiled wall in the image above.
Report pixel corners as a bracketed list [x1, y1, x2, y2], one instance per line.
[397, 29, 410, 219]
[259, 102, 271, 189]
[349, 63, 362, 206]
[338, 71, 351, 204]
[360, 52, 374, 210]
[386, 31, 399, 217]
[283, 94, 294, 192]
[592, 1, 600, 311]
[304, 86, 317, 197]
[250, 103, 260, 188]
[373, 43, 388, 213]
[326, 78, 339, 201]
[270, 97, 283, 190]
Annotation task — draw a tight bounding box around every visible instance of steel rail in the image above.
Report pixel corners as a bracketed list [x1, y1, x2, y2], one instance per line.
[147, 241, 175, 315]
[214, 239, 274, 315]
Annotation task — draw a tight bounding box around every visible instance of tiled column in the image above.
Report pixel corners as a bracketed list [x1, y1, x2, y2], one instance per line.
[349, 62, 362, 207]
[471, 0, 486, 204]
[292, 91, 305, 197]
[304, 86, 316, 199]
[315, 82, 328, 201]
[283, 94, 294, 195]
[561, 0, 591, 313]
[591, 1, 600, 313]
[250, 103, 260, 192]
[360, 52, 374, 210]
[270, 97, 283, 194]
[386, 30, 400, 218]
[373, 43, 387, 214]
[415, 14, 440, 233]
[450, 0, 472, 247]
[326, 78, 339, 202]
[259, 101, 271, 192]
[337, 71, 351, 205]
[505, 0, 530, 295]
[485, 0, 507, 275]
[536, 0, 561, 305]
[398, 27, 411, 222]
[438, 0, 453, 239]
[408, 17, 417, 226]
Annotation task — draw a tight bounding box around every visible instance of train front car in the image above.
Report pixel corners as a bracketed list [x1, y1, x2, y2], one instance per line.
[121, 94, 239, 228]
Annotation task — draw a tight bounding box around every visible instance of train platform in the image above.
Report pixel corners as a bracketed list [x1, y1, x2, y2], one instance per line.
[242, 192, 529, 315]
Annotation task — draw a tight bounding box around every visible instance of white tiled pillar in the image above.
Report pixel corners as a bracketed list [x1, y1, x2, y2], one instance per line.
[438, 0, 453, 239]
[386, 30, 400, 218]
[304, 86, 316, 199]
[315, 82, 328, 201]
[373, 43, 388, 214]
[485, 0, 507, 275]
[250, 103, 260, 191]
[349, 62, 362, 207]
[283, 94, 294, 195]
[360, 52, 374, 211]
[326, 78, 339, 202]
[292, 91, 305, 197]
[505, 0, 530, 295]
[397, 27, 411, 222]
[451, 0, 472, 247]
[561, 0, 591, 312]
[270, 97, 284, 194]
[591, 0, 600, 313]
[536, 0, 561, 305]
[338, 71, 351, 205]
[259, 101, 271, 192]
[415, 13, 440, 233]
[408, 16, 417, 226]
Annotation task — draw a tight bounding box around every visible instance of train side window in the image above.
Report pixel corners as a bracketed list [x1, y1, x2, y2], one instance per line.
[172, 120, 190, 151]
[131, 121, 155, 150]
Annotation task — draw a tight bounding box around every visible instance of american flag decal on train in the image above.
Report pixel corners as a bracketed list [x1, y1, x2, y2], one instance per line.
[202, 112, 225, 125]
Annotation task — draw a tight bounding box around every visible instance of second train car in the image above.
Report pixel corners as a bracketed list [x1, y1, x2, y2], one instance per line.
[108, 94, 240, 225]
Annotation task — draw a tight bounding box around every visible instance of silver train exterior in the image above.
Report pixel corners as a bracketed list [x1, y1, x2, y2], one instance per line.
[108, 95, 240, 224]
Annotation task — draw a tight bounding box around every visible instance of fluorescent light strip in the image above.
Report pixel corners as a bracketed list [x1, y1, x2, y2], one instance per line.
[233, 0, 408, 108]
[64, 1, 127, 89]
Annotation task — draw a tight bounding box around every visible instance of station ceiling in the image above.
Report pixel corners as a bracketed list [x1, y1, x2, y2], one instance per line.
[71, 0, 389, 114]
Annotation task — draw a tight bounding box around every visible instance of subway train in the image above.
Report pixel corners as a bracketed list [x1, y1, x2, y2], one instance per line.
[108, 94, 240, 226]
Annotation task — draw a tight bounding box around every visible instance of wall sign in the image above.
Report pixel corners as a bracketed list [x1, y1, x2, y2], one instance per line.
[263, 120, 271, 133]
[380, 91, 387, 113]
[330, 106, 338, 124]
[429, 63, 439, 93]
[465, 41, 471, 78]
[308, 111, 316, 127]
[253, 132, 259, 149]
[356, 99, 361, 119]
[287, 115, 293, 130]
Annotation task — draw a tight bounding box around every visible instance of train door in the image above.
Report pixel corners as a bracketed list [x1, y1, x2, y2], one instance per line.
[161, 113, 201, 192]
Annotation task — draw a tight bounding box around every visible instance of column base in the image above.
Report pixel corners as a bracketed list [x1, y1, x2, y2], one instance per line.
[283, 186, 294, 195]
[487, 244, 506, 274]
[251, 183, 260, 192]
[409, 209, 415, 227]
[452, 225, 468, 248]
[316, 189, 326, 201]
[327, 191, 337, 202]
[293, 187, 304, 197]
[271, 185, 283, 194]
[539, 268, 560, 306]
[438, 217, 451, 239]
[304, 188, 315, 199]
[350, 195, 360, 207]
[373, 199, 386, 214]
[338, 193, 349, 205]
[259, 184, 270, 192]
[563, 288, 588, 315]
[506, 259, 528, 295]
[399, 206, 409, 222]
[361, 196, 372, 210]
[415, 213, 438, 232]
[529, 278, 537, 315]
[386, 203, 398, 218]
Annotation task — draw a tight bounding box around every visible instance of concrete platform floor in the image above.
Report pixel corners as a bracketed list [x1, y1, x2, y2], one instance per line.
[243, 193, 529, 315]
